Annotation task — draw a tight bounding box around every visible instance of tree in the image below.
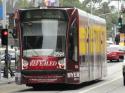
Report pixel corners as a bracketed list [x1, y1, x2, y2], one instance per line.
[0, 0, 2, 4]
[14, 0, 30, 9]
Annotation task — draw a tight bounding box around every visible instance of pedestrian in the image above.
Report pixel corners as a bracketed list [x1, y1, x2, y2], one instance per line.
[4, 50, 14, 77]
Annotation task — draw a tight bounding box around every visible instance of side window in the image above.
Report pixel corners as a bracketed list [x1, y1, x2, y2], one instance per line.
[68, 19, 78, 62]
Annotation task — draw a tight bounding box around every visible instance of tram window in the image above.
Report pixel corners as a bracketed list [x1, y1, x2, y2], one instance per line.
[23, 36, 42, 49]
[68, 20, 78, 62]
[56, 36, 65, 52]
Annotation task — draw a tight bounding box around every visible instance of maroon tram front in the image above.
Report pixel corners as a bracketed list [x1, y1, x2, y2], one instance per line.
[14, 7, 107, 87]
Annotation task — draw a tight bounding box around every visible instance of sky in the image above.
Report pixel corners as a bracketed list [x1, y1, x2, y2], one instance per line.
[79, 0, 83, 3]
[109, 1, 123, 9]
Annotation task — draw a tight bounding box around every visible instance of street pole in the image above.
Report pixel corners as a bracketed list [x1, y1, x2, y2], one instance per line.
[3, 0, 8, 78]
[118, 0, 125, 46]
[3, 0, 6, 29]
[118, 0, 120, 17]
[4, 45, 8, 78]
[91, 0, 92, 14]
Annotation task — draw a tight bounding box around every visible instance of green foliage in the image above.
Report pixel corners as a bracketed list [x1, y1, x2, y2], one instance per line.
[0, 0, 2, 4]
[14, 0, 30, 9]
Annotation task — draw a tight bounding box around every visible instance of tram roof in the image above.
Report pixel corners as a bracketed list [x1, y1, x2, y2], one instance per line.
[18, 7, 106, 24]
[18, 7, 73, 11]
[77, 8, 106, 24]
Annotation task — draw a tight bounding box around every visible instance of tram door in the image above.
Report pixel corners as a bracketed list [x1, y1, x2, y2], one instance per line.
[66, 9, 79, 84]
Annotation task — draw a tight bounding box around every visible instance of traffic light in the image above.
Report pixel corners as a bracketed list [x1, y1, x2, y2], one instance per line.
[1, 29, 8, 45]
[118, 17, 122, 31]
[121, 24, 125, 33]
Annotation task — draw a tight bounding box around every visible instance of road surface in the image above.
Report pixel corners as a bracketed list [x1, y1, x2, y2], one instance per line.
[0, 61, 124, 93]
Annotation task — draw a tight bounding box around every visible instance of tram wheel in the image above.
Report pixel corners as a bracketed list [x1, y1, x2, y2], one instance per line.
[32, 85, 41, 90]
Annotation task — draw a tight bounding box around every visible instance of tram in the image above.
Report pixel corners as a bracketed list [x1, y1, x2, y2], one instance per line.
[13, 7, 107, 87]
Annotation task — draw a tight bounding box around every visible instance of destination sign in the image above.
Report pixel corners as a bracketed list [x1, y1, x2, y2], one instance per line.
[20, 9, 68, 21]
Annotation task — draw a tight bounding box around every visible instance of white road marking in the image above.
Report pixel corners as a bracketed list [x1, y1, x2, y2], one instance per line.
[79, 76, 122, 93]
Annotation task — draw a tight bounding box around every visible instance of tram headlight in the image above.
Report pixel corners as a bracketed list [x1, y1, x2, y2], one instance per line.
[22, 59, 28, 69]
[58, 58, 66, 69]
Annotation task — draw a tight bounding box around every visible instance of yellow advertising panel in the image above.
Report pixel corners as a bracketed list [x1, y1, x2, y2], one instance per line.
[120, 33, 125, 46]
[79, 27, 86, 55]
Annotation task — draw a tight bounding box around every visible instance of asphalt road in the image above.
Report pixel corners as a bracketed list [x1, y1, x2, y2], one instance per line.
[0, 61, 124, 93]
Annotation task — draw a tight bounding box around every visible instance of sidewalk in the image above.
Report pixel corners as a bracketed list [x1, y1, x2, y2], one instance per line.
[0, 73, 15, 85]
